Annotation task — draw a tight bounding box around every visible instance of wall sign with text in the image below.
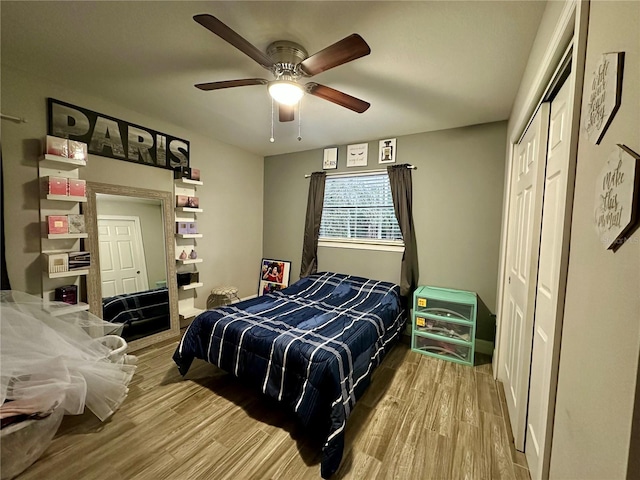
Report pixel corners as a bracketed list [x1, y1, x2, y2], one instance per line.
[594, 145, 639, 251]
[584, 52, 624, 145]
[48, 98, 189, 170]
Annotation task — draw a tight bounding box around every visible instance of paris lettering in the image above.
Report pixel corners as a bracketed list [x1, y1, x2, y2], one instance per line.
[48, 98, 189, 170]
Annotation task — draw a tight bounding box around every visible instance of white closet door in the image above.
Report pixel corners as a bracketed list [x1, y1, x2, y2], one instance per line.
[501, 102, 550, 451]
[526, 73, 573, 480]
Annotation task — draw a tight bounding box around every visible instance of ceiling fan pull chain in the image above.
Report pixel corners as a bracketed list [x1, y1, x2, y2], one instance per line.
[270, 98, 275, 143]
[297, 99, 302, 141]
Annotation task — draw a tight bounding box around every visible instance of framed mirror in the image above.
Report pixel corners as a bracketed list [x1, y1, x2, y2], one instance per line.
[85, 182, 179, 351]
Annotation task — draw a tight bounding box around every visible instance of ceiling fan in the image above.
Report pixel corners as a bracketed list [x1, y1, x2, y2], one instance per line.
[193, 14, 371, 122]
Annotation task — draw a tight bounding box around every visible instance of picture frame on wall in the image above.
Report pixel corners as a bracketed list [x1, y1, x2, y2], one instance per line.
[258, 258, 291, 296]
[323, 147, 338, 169]
[346, 143, 368, 167]
[379, 138, 397, 163]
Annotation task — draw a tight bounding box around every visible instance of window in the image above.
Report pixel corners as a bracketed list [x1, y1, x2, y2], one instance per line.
[319, 172, 403, 249]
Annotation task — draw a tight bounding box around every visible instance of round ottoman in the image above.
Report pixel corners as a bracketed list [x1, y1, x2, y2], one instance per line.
[210, 286, 240, 307]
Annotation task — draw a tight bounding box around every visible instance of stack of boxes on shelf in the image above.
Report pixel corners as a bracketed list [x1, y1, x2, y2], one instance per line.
[42, 251, 91, 275]
[46, 214, 86, 235]
[39, 135, 91, 311]
[174, 166, 204, 326]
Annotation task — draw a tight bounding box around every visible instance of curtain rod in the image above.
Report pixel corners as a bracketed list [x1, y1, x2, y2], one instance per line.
[305, 164, 417, 178]
[1, 113, 27, 123]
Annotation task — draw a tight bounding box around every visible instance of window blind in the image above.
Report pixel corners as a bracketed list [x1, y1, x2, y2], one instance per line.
[320, 172, 403, 243]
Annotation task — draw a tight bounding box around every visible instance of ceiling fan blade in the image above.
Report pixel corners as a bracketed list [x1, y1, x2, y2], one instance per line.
[299, 34, 371, 76]
[195, 78, 268, 91]
[194, 14, 274, 69]
[279, 104, 295, 122]
[305, 83, 370, 113]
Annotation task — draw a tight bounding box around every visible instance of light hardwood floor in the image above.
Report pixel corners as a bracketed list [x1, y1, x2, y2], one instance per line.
[16, 339, 529, 480]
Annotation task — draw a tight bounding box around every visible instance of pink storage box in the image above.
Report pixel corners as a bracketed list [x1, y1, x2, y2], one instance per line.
[48, 177, 68, 196]
[68, 179, 86, 197]
[68, 141, 87, 162]
[47, 215, 68, 235]
[45, 136, 68, 157]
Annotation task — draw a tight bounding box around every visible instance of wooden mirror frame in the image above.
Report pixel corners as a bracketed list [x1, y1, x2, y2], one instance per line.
[85, 182, 180, 351]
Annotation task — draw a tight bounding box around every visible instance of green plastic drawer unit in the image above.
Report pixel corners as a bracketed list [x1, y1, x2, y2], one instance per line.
[413, 335, 473, 364]
[412, 286, 477, 366]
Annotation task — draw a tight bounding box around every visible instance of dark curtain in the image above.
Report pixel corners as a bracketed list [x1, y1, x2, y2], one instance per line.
[1, 153, 10, 290]
[387, 164, 418, 299]
[300, 171, 326, 278]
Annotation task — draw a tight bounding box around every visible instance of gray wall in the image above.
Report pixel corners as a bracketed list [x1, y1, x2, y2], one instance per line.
[264, 121, 507, 312]
[1, 66, 264, 306]
[548, 2, 640, 478]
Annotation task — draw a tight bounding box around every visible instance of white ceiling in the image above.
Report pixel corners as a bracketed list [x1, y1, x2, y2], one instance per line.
[1, 1, 546, 157]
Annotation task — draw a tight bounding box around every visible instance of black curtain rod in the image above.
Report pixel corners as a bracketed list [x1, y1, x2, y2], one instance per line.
[305, 164, 416, 178]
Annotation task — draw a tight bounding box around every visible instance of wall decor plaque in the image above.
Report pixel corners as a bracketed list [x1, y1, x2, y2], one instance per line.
[378, 138, 396, 164]
[584, 52, 624, 145]
[323, 147, 338, 169]
[594, 145, 639, 251]
[346, 143, 368, 167]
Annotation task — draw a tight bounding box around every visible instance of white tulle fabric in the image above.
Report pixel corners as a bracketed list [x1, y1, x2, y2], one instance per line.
[1, 291, 136, 421]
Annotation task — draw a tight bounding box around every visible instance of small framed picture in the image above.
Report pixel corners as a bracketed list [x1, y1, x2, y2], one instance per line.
[323, 147, 338, 170]
[258, 258, 291, 296]
[379, 138, 396, 163]
[347, 143, 368, 167]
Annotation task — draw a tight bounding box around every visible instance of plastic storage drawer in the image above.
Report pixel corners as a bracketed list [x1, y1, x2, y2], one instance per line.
[415, 297, 474, 323]
[414, 314, 473, 343]
[413, 335, 473, 364]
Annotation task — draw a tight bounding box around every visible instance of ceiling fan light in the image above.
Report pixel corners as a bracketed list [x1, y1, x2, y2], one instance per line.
[268, 80, 304, 106]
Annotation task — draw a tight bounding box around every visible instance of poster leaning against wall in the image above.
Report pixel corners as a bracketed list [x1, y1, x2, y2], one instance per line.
[258, 259, 291, 296]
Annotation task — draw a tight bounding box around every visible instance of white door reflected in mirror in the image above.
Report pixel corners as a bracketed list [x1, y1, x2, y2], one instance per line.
[97, 216, 149, 297]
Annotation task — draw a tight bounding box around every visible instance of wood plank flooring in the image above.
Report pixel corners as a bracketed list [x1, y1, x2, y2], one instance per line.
[15, 340, 529, 480]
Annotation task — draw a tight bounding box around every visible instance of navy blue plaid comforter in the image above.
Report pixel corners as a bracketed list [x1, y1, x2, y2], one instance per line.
[173, 272, 405, 478]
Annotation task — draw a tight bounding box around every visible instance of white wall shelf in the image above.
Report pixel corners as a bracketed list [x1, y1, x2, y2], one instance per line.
[47, 233, 89, 239]
[39, 142, 90, 310]
[45, 194, 88, 202]
[176, 233, 203, 239]
[175, 207, 203, 213]
[44, 302, 90, 317]
[174, 178, 203, 186]
[179, 306, 204, 320]
[175, 175, 203, 328]
[47, 269, 89, 279]
[42, 248, 76, 255]
[177, 258, 203, 265]
[39, 154, 86, 170]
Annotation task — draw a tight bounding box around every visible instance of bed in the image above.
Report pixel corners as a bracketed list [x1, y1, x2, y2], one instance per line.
[172, 272, 405, 478]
